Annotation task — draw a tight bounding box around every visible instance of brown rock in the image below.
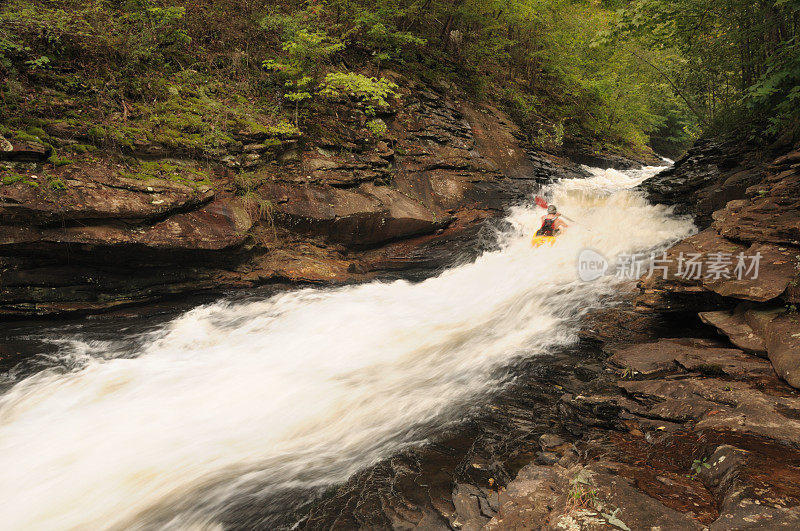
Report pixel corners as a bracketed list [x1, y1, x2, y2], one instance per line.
[2, 198, 250, 251]
[484, 462, 704, 531]
[482, 464, 569, 530]
[609, 338, 767, 378]
[713, 165, 800, 246]
[450, 483, 490, 530]
[765, 313, 800, 389]
[700, 308, 768, 355]
[0, 167, 214, 225]
[620, 377, 800, 445]
[639, 229, 798, 309]
[0, 140, 52, 162]
[262, 181, 451, 247]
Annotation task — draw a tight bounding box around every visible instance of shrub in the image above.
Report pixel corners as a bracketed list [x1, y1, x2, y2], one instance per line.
[318, 72, 398, 107]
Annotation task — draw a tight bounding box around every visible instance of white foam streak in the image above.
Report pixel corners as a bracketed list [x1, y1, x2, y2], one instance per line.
[0, 165, 694, 530]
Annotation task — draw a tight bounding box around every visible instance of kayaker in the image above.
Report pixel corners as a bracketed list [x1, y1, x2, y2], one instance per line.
[536, 205, 568, 236]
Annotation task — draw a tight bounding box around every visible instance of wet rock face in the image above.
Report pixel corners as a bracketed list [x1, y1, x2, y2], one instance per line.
[639, 137, 771, 228]
[0, 166, 215, 225]
[0, 80, 578, 317]
[712, 149, 800, 246]
[638, 229, 799, 312]
[635, 137, 800, 391]
[262, 90, 543, 250]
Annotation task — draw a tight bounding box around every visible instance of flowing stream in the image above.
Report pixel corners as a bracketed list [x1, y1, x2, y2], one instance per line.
[0, 165, 695, 530]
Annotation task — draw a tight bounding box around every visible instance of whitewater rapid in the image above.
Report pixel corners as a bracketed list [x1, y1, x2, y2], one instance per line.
[0, 165, 694, 530]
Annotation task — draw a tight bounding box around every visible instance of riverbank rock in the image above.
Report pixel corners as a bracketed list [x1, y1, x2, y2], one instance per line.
[639, 137, 771, 228]
[636, 136, 800, 391]
[1, 75, 600, 317]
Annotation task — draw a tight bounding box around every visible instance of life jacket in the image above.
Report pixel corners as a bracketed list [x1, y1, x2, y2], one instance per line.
[536, 216, 557, 237]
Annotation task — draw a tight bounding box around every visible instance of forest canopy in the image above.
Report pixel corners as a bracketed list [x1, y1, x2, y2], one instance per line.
[1, 0, 798, 159]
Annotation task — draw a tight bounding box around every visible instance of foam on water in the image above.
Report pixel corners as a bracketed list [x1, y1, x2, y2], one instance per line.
[0, 165, 694, 530]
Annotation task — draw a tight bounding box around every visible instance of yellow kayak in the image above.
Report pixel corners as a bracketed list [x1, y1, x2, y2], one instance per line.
[531, 235, 557, 248]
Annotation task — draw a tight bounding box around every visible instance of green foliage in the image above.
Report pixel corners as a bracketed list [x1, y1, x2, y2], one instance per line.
[266, 120, 300, 138]
[234, 173, 276, 234]
[746, 37, 800, 135]
[24, 55, 50, 70]
[366, 118, 388, 137]
[239, 190, 274, 221]
[349, 10, 427, 66]
[568, 473, 599, 509]
[318, 72, 398, 107]
[534, 121, 565, 149]
[609, 0, 800, 139]
[262, 19, 344, 123]
[690, 457, 711, 478]
[4, 0, 790, 169]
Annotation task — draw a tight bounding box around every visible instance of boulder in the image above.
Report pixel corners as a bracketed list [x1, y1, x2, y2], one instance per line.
[639, 138, 768, 227]
[619, 375, 800, 446]
[609, 338, 769, 378]
[0, 139, 52, 162]
[450, 483, 490, 530]
[638, 229, 799, 310]
[699, 309, 768, 355]
[1, 197, 249, 251]
[484, 462, 704, 531]
[482, 464, 569, 530]
[262, 181, 452, 247]
[712, 156, 800, 246]
[764, 313, 800, 389]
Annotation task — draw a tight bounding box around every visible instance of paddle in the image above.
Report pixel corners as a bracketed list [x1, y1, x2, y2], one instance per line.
[534, 195, 594, 233]
[534, 196, 576, 223]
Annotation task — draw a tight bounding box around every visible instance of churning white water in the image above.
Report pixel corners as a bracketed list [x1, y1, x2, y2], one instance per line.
[0, 165, 694, 530]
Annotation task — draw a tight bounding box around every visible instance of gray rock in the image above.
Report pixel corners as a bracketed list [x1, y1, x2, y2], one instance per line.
[539, 433, 566, 451]
[534, 451, 560, 466]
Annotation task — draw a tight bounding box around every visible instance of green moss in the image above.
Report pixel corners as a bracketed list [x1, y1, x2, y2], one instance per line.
[1, 173, 24, 185]
[66, 144, 97, 153]
[262, 138, 283, 148]
[120, 160, 211, 187]
[109, 126, 152, 150]
[47, 154, 73, 166]
[26, 126, 48, 139]
[266, 121, 299, 138]
[14, 131, 42, 143]
[48, 178, 67, 190]
[87, 126, 107, 140]
[366, 118, 387, 137]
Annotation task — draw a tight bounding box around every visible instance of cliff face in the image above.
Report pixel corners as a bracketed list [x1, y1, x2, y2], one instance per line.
[638, 138, 800, 388]
[639, 136, 796, 228]
[0, 78, 587, 317]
